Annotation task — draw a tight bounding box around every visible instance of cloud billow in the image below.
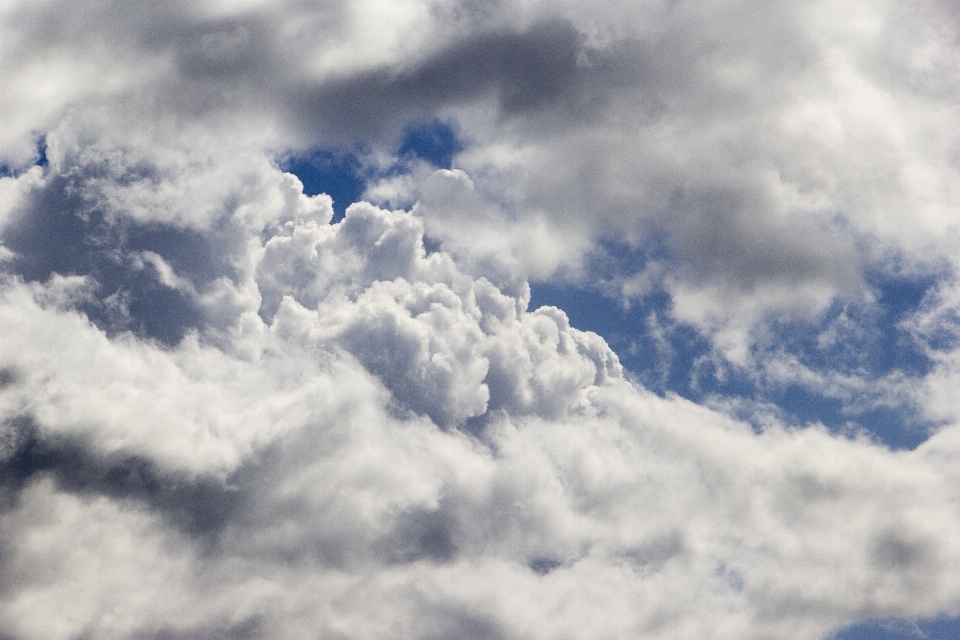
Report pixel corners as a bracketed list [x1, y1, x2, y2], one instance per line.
[2, 1, 960, 639]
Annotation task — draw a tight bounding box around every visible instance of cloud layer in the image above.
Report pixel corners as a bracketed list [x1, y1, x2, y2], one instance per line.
[3, 195, 960, 639]
[3, 1, 960, 638]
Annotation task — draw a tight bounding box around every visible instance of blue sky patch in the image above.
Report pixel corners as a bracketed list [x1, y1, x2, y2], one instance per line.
[834, 617, 960, 640]
[282, 149, 366, 222]
[0, 135, 47, 177]
[284, 118, 464, 221]
[528, 244, 942, 449]
[398, 119, 462, 168]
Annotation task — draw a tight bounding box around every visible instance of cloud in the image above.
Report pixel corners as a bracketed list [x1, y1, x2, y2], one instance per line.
[2, 1, 960, 638]
[2, 190, 960, 637]
[289, 17, 585, 142]
[445, 0, 960, 350]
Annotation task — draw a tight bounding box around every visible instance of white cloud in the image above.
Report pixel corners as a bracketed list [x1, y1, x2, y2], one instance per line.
[1, 197, 960, 637]
[446, 0, 960, 352]
[2, 1, 960, 638]
[414, 168, 593, 285]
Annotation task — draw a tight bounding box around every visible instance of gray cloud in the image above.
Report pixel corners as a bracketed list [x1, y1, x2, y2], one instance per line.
[3, 1, 960, 638]
[0, 416, 240, 538]
[1, 193, 958, 637]
[288, 18, 584, 142]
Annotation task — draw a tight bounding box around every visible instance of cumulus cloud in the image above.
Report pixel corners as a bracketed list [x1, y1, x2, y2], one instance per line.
[2, 0, 960, 639]
[3, 201, 960, 639]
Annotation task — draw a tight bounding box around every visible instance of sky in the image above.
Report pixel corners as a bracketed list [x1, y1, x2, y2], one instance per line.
[2, 1, 960, 639]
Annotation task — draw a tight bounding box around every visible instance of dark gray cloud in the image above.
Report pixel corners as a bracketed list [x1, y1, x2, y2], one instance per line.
[289, 18, 583, 142]
[134, 617, 265, 640]
[0, 174, 209, 344]
[666, 185, 859, 292]
[0, 416, 241, 537]
[379, 503, 460, 564]
[3, 0, 589, 154]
